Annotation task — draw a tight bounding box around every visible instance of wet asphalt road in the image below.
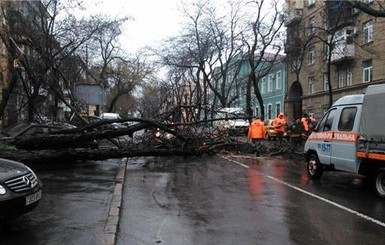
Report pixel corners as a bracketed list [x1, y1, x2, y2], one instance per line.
[0, 159, 121, 245]
[117, 155, 385, 245]
[2, 154, 385, 244]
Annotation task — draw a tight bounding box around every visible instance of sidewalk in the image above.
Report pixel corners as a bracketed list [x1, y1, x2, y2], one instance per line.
[104, 158, 127, 245]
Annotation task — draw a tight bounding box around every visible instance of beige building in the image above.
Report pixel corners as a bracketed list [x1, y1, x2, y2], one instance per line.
[284, 0, 385, 122]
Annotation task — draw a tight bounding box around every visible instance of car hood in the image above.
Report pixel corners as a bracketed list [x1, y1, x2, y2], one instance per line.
[0, 158, 29, 180]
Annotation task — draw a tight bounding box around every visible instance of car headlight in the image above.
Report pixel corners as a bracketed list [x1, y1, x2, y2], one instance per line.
[0, 185, 6, 195]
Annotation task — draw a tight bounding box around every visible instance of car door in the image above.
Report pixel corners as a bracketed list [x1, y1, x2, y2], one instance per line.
[310, 108, 337, 166]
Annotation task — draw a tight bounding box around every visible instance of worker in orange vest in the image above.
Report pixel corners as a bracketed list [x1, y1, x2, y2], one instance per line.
[273, 113, 287, 144]
[248, 116, 266, 156]
[309, 115, 317, 131]
[301, 113, 310, 134]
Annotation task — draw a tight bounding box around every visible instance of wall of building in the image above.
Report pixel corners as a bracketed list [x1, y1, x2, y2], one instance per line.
[285, 0, 385, 123]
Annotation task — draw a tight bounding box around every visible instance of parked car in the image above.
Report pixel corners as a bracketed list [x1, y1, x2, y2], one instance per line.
[0, 158, 42, 219]
[264, 119, 277, 140]
[69, 115, 102, 128]
[0, 122, 75, 141]
[100, 113, 127, 129]
[0, 122, 98, 149]
[264, 119, 289, 140]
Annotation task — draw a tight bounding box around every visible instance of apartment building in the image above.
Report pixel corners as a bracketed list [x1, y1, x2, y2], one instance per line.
[284, 0, 385, 122]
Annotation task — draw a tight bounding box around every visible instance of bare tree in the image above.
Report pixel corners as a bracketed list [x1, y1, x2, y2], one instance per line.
[105, 55, 153, 114]
[158, 0, 248, 122]
[241, 0, 284, 119]
[347, 0, 385, 17]
[0, 0, 132, 124]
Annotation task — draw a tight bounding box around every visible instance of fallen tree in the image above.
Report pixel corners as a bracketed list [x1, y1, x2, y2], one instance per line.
[0, 118, 254, 164]
[0, 117, 305, 164]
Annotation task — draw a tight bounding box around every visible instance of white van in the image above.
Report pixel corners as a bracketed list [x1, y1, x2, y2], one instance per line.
[304, 84, 385, 198]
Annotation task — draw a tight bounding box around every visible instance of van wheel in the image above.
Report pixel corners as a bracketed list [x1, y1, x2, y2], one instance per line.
[374, 168, 385, 199]
[307, 154, 323, 179]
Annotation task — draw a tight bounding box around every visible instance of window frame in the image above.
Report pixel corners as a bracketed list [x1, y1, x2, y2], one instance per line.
[275, 102, 281, 117]
[309, 16, 316, 36]
[308, 76, 315, 94]
[267, 104, 273, 119]
[275, 71, 282, 90]
[317, 108, 337, 132]
[323, 73, 329, 91]
[268, 74, 274, 92]
[338, 107, 357, 132]
[308, 45, 316, 65]
[363, 21, 373, 44]
[338, 67, 346, 88]
[362, 59, 372, 83]
[261, 77, 267, 93]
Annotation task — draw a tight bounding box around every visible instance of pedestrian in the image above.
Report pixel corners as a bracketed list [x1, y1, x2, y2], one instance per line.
[247, 116, 266, 156]
[273, 113, 287, 144]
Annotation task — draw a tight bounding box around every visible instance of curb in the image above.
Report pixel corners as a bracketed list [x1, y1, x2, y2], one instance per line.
[104, 158, 127, 245]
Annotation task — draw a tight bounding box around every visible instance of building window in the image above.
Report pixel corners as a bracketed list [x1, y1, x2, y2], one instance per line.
[362, 60, 372, 83]
[323, 43, 329, 61]
[309, 16, 316, 36]
[308, 0, 315, 6]
[263, 105, 266, 118]
[347, 67, 353, 86]
[276, 71, 281, 90]
[268, 74, 274, 92]
[261, 77, 266, 93]
[268, 104, 272, 119]
[308, 77, 315, 94]
[276, 103, 281, 117]
[323, 73, 329, 91]
[363, 21, 373, 44]
[308, 45, 316, 65]
[338, 68, 345, 88]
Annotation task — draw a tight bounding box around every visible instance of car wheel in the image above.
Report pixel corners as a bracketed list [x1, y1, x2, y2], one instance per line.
[307, 153, 323, 179]
[374, 168, 385, 199]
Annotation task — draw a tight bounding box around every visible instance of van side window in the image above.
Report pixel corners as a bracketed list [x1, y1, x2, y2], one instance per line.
[317, 108, 336, 132]
[338, 107, 357, 131]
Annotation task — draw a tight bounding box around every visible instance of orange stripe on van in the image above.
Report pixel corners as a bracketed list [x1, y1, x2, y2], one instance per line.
[308, 131, 358, 142]
[357, 151, 385, 161]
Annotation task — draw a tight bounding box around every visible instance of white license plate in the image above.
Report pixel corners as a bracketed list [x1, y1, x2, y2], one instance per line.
[25, 190, 42, 205]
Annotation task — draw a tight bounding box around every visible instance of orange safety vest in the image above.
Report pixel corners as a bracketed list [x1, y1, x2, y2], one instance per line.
[301, 117, 309, 132]
[248, 119, 266, 139]
[273, 114, 287, 132]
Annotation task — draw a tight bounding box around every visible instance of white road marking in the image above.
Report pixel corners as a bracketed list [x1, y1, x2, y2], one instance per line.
[219, 155, 385, 228]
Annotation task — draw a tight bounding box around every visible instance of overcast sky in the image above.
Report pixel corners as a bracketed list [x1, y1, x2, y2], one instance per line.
[84, 0, 184, 53]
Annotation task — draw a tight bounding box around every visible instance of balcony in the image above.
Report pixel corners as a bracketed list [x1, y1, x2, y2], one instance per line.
[330, 27, 356, 63]
[283, 0, 304, 27]
[284, 9, 303, 27]
[331, 42, 355, 64]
